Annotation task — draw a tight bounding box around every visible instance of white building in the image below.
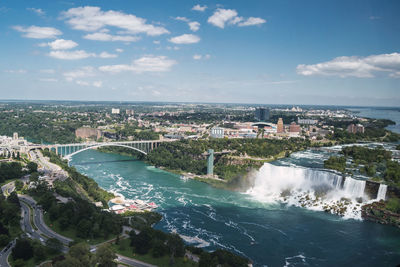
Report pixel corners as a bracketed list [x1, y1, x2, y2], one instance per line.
[211, 127, 224, 138]
[111, 108, 120, 114]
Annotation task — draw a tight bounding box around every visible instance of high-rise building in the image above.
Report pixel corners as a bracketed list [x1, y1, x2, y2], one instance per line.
[111, 108, 120, 114]
[255, 108, 270, 121]
[347, 124, 365, 134]
[289, 122, 301, 133]
[277, 118, 284, 133]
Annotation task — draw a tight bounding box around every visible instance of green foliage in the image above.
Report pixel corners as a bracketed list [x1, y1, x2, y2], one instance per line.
[42, 148, 114, 204]
[12, 238, 33, 261]
[342, 146, 392, 164]
[128, 212, 162, 230]
[26, 162, 38, 173]
[386, 198, 400, 213]
[146, 138, 309, 179]
[29, 185, 123, 240]
[46, 238, 64, 254]
[384, 160, 400, 186]
[96, 243, 117, 267]
[324, 156, 346, 173]
[0, 162, 23, 184]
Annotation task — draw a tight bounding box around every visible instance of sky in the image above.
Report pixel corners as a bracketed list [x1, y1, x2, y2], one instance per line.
[0, 0, 399, 106]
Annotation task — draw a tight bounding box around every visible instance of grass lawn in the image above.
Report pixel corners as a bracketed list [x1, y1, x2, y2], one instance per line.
[43, 213, 115, 245]
[112, 239, 198, 267]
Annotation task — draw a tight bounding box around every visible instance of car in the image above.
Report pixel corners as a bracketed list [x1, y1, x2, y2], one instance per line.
[39, 237, 44, 242]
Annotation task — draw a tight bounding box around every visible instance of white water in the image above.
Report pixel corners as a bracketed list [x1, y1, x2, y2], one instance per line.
[376, 184, 387, 200]
[247, 163, 370, 219]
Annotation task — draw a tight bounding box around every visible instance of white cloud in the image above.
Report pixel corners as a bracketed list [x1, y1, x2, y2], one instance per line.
[238, 17, 266, 27]
[166, 46, 180, 51]
[189, 21, 200, 32]
[174, 16, 189, 22]
[98, 52, 118, 58]
[13, 25, 62, 39]
[46, 39, 78, 50]
[27, 8, 45, 16]
[75, 80, 102, 87]
[193, 54, 202, 60]
[193, 54, 210, 60]
[208, 9, 238, 28]
[99, 55, 177, 73]
[192, 4, 207, 12]
[40, 69, 55, 74]
[83, 32, 140, 42]
[49, 50, 94, 60]
[61, 6, 169, 36]
[169, 34, 200, 44]
[174, 17, 200, 32]
[4, 69, 27, 74]
[48, 50, 118, 60]
[208, 8, 265, 28]
[93, 81, 103, 87]
[115, 48, 124, 53]
[296, 52, 400, 78]
[39, 78, 58, 82]
[63, 66, 96, 81]
[153, 40, 160, 45]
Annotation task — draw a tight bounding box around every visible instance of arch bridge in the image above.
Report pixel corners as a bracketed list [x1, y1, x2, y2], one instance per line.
[35, 140, 166, 159]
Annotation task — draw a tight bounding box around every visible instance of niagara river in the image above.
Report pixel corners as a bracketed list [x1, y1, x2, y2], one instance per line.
[70, 146, 400, 266]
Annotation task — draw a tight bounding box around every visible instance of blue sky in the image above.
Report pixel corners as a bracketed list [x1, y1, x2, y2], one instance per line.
[0, 0, 399, 106]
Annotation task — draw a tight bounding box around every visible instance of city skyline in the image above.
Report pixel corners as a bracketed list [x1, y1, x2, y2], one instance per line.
[1, 0, 399, 106]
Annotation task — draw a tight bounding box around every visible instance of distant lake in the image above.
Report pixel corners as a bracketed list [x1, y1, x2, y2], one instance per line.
[349, 107, 400, 134]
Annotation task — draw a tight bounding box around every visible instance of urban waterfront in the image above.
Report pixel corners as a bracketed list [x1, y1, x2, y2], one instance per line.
[71, 148, 400, 266]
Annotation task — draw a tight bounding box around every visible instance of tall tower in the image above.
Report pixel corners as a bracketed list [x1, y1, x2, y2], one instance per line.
[277, 118, 284, 133]
[207, 149, 214, 176]
[13, 132, 18, 140]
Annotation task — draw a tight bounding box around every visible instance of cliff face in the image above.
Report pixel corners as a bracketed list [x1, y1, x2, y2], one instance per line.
[361, 201, 400, 228]
[364, 180, 380, 199]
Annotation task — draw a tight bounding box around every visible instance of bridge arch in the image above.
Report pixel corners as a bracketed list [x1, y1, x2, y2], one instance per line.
[63, 143, 148, 159]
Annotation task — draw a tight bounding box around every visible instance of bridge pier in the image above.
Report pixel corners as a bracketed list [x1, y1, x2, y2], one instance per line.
[207, 149, 214, 176]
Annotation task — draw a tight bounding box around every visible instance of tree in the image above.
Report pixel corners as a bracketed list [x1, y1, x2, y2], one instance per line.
[199, 252, 218, 267]
[96, 243, 117, 267]
[166, 233, 185, 263]
[67, 243, 92, 267]
[131, 227, 152, 254]
[33, 244, 46, 261]
[46, 238, 64, 253]
[27, 162, 38, 173]
[0, 234, 9, 247]
[7, 191, 20, 207]
[12, 238, 33, 261]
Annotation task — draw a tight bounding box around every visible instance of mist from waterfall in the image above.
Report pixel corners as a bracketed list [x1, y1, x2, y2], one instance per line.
[246, 163, 370, 219]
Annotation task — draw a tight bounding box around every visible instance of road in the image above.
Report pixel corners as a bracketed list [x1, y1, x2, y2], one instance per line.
[116, 254, 157, 267]
[18, 195, 72, 247]
[1, 181, 15, 197]
[0, 239, 15, 267]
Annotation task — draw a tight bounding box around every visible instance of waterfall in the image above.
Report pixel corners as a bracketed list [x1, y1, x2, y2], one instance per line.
[342, 178, 366, 199]
[376, 184, 387, 200]
[247, 163, 368, 219]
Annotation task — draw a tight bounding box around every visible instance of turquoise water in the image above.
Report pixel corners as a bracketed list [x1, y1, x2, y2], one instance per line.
[70, 150, 400, 266]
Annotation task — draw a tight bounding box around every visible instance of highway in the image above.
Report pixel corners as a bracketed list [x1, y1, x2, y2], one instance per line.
[116, 254, 157, 267]
[18, 195, 72, 247]
[0, 239, 15, 267]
